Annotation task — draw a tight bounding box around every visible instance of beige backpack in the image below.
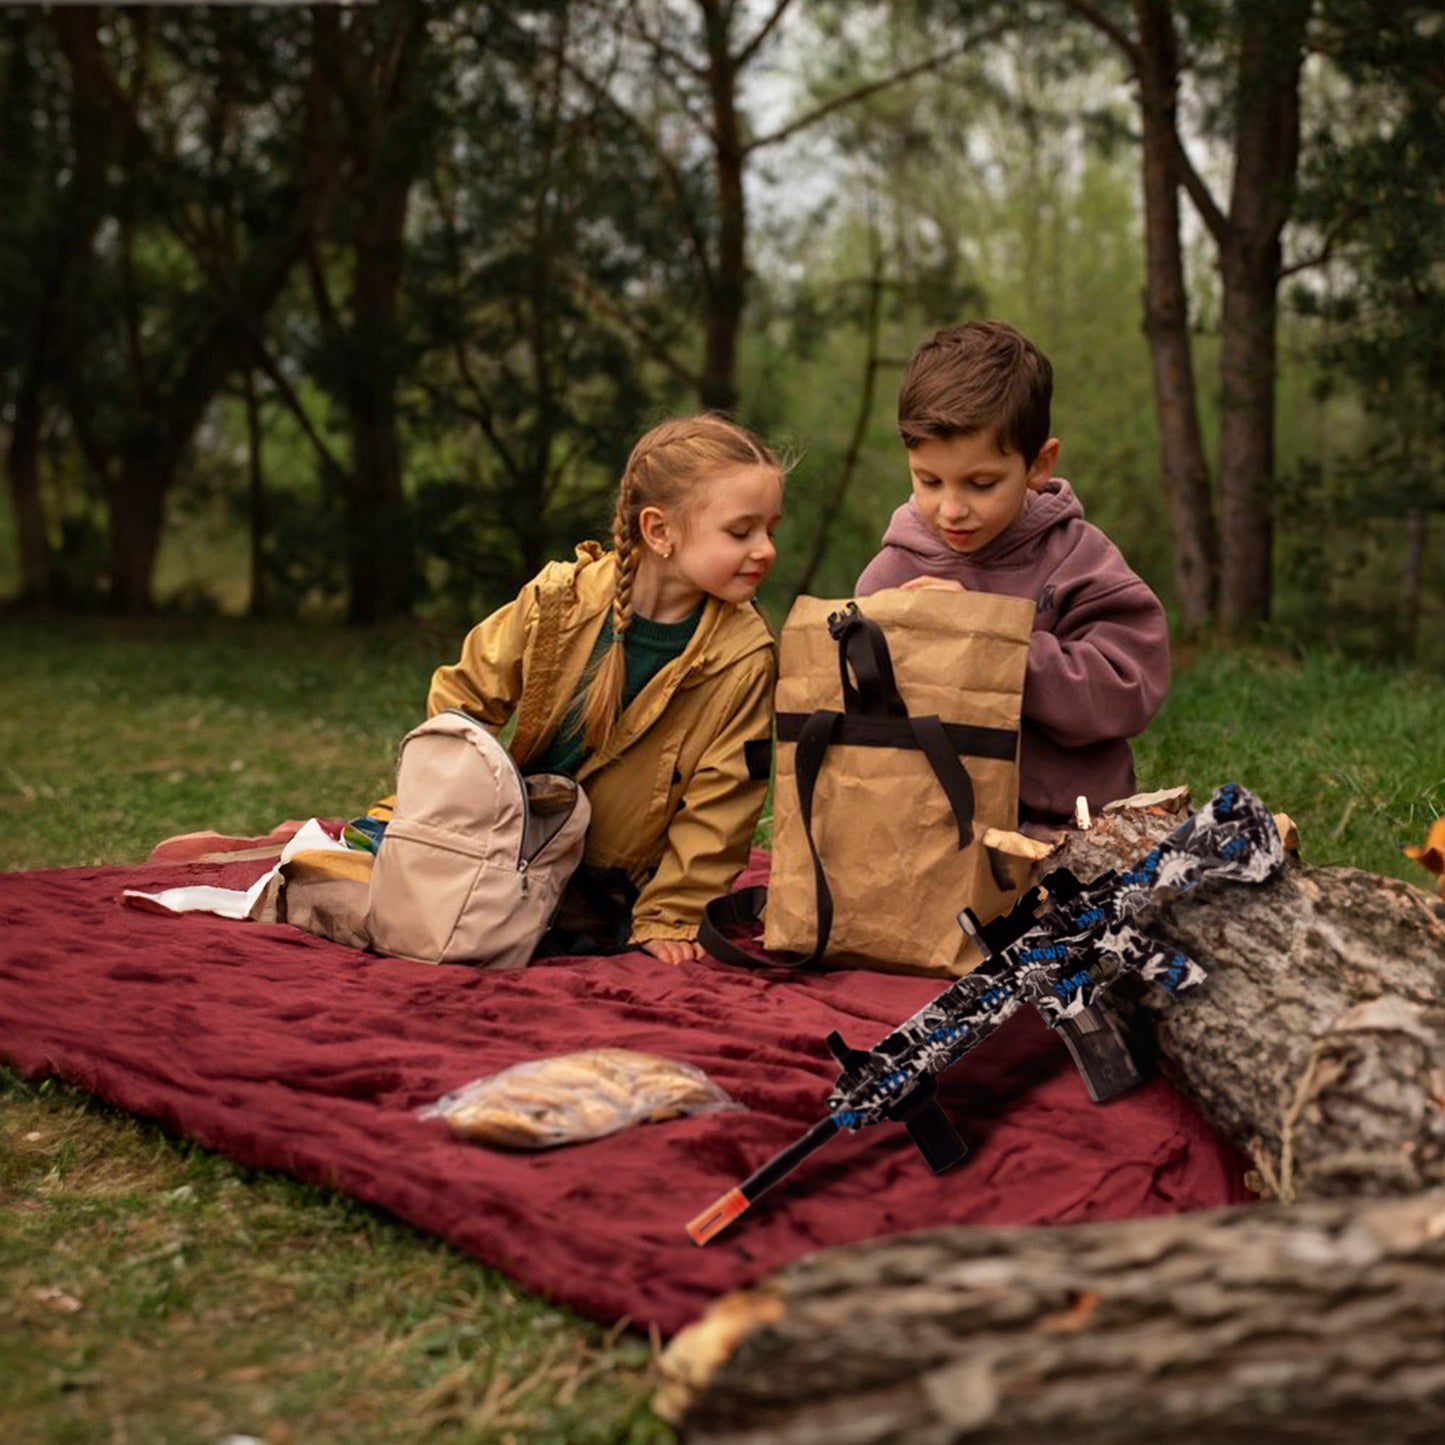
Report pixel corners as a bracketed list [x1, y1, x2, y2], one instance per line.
[366, 710, 590, 968]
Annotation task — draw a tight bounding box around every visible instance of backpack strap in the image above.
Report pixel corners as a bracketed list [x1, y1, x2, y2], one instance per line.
[699, 709, 840, 970]
[833, 603, 907, 718]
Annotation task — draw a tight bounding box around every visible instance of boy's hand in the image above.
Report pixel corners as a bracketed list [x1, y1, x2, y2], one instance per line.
[639, 938, 704, 965]
[900, 576, 966, 592]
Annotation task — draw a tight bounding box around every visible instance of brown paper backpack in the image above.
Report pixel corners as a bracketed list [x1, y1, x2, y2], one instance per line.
[702, 589, 1035, 977]
[366, 710, 590, 968]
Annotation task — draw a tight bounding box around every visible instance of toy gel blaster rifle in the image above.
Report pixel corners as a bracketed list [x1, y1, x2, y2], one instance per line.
[686, 783, 1285, 1245]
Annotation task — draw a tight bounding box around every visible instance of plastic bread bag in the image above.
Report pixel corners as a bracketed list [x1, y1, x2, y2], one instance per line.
[419, 1048, 741, 1149]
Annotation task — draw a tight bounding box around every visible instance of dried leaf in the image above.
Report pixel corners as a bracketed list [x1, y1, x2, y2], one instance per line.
[1402, 816, 1445, 896]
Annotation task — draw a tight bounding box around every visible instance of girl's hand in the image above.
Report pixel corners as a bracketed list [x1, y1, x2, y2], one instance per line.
[639, 938, 704, 965]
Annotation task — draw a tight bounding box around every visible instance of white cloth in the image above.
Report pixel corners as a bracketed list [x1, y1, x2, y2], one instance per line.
[122, 819, 353, 919]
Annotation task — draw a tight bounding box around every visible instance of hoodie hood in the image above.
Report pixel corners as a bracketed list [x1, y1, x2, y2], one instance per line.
[879, 478, 1085, 571]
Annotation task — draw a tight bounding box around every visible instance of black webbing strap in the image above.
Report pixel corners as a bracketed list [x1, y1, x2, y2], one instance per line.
[775, 712, 1017, 760]
[696, 885, 773, 968]
[908, 712, 976, 850]
[698, 710, 841, 971]
[835, 607, 907, 718]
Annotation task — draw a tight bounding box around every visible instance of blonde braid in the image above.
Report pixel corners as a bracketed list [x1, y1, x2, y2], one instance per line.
[578, 468, 639, 751]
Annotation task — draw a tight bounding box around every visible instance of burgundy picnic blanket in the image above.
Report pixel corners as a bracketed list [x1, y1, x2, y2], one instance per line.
[0, 847, 1252, 1335]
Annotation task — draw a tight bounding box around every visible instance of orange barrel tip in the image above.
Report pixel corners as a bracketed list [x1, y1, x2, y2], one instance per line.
[685, 1187, 749, 1246]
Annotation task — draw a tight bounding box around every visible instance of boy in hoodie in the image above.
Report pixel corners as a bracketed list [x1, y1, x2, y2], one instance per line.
[856, 319, 1170, 826]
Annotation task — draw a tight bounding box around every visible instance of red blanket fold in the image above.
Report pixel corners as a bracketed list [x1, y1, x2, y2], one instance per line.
[0, 851, 1251, 1334]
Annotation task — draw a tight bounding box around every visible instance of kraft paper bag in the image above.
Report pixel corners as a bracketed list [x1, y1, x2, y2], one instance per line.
[763, 587, 1035, 977]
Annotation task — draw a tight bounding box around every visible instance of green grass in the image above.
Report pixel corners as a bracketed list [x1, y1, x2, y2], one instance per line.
[0, 617, 452, 871]
[1134, 644, 1443, 883]
[1, 618, 1441, 1443]
[0, 1073, 668, 1445]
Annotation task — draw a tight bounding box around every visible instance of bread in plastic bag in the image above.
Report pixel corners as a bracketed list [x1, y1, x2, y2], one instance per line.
[419, 1048, 739, 1149]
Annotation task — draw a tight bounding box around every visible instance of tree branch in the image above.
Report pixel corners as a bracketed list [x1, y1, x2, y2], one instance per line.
[735, 0, 798, 71]
[1057, 0, 1141, 69]
[790, 240, 890, 601]
[747, 26, 1008, 154]
[1056, 0, 1229, 244]
[242, 332, 350, 487]
[566, 273, 704, 394]
[559, 48, 718, 293]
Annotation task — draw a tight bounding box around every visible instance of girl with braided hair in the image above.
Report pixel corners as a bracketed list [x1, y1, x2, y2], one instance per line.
[428, 414, 784, 963]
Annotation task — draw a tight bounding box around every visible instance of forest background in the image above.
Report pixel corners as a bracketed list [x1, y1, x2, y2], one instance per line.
[3, 0, 1443, 666]
[3, 6, 1444, 1441]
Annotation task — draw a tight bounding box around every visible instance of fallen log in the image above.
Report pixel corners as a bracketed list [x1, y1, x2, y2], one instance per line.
[1048, 791, 1445, 1201]
[657, 1190, 1445, 1443]
[658, 790, 1445, 1439]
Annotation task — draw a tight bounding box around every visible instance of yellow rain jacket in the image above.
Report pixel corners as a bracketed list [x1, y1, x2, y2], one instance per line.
[428, 545, 776, 944]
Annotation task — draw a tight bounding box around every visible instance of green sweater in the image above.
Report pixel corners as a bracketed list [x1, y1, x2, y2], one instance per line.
[532, 606, 703, 776]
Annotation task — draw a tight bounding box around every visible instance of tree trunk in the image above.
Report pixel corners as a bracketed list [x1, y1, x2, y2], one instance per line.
[244, 369, 267, 617]
[346, 191, 412, 625]
[1213, 2, 1309, 633]
[1133, 0, 1216, 632]
[658, 1189, 1445, 1443]
[1025, 793, 1444, 1204]
[6, 365, 56, 607]
[658, 792, 1445, 1442]
[4, 4, 114, 608]
[699, 0, 744, 414]
[333, 0, 427, 626]
[1215, 252, 1280, 632]
[103, 452, 171, 615]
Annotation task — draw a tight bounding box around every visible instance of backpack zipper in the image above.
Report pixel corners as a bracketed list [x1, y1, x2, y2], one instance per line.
[496, 729, 582, 879]
[443, 709, 578, 890]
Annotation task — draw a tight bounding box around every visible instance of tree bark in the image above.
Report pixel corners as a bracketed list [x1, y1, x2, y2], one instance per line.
[657, 791, 1445, 1440]
[1119, 848, 1445, 1204]
[699, 0, 745, 414]
[339, 0, 427, 626]
[1133, 0, 1217, 632]
[1213, 2, 1309, 632]
[658, 1189, 1445, 1443]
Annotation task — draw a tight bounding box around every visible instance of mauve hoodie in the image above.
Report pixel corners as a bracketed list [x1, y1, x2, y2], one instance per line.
[855, 479, 1170, 824]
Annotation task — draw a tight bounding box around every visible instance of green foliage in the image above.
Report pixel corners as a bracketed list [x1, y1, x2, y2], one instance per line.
[1, 0, 1441, 655]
